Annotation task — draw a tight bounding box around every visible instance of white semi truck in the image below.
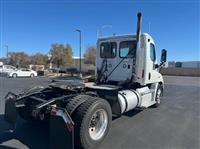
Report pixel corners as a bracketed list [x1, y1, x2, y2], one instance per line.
[4, 12, 167, 149]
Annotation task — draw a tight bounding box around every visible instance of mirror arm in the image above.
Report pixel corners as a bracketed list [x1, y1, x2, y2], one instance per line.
[155, 61, 165, 69]
[160, 61, 166, 67]
[155, 64, 159, 69]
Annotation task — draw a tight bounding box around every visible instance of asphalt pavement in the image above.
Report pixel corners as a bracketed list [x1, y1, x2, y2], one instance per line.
[0, 76, 199, 149]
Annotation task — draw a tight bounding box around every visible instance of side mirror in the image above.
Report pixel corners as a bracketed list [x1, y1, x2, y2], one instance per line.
[161, 49, 167, 63]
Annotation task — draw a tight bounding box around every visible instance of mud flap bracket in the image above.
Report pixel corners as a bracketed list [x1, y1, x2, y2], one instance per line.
[50, 107, 74, 149]
[4, 92, 18, 125]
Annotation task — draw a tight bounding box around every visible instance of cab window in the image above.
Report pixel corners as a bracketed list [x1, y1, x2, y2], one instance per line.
[100, 42, 117, 58]
[150, 43, 156, 61]
[119, 41, 137, 58]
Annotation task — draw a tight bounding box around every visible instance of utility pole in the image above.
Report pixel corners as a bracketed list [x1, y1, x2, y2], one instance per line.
[75, 29, 82, 78]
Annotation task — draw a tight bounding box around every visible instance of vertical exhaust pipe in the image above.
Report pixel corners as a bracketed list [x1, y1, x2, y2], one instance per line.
[131, 12, 142, 81]
[136, 12, 142, 43]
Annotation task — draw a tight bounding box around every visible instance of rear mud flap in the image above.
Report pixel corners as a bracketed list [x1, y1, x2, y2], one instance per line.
[50, 108, 74, 149]
[4, 92, 18, 125]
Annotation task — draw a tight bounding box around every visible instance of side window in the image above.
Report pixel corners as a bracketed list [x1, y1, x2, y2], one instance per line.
[100, 42, 117, 58]
[7, 66, 12, 69]
[150, 43, 156, 61]
[119, 41, 137, 58]
[10, 66, 15, 70]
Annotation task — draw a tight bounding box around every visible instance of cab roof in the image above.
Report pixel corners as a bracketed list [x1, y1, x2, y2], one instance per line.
[97, 33, 153, 42]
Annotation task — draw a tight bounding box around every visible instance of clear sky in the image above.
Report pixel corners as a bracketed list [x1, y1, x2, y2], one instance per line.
[0, 0, 199, 61]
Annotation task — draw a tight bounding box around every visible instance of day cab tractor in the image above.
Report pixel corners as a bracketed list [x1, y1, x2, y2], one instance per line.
[4, 13, 167, 149]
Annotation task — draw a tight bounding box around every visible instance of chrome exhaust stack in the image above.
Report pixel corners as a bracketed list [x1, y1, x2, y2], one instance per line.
[136, 12, 142, 42]
[136, 12, 142, 43]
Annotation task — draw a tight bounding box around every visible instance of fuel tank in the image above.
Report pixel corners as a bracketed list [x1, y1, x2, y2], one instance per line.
[118, 90, 140, 114]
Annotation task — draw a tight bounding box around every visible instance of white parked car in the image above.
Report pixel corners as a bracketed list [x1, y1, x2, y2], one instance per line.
[0, 65, 17, 74]
[8, 68, 37, 78]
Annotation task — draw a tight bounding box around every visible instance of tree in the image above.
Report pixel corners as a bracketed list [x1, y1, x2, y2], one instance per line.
[63, 44, 73, 66]
[8, 52, 31, 68]
[31, 53, 48, 66]
[50, 43, 73, 68]
[84, 46, 96, 65]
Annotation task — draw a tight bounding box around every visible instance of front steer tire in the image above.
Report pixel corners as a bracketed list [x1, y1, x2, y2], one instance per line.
[154, 84, 163, 108]
[72, 97, 112, 149]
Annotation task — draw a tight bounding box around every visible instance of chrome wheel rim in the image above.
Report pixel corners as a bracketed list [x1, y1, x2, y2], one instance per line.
[89, 109, 108, 141]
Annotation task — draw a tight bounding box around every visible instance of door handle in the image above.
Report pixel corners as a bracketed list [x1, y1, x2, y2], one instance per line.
[149, 73, 151, 80]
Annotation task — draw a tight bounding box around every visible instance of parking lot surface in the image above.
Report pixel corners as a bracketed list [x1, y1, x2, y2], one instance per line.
[0, 76, 199, 149]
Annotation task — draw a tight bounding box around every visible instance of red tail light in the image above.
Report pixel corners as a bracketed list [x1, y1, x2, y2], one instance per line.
[51, 108, 57, 116]
[51, 108, 74, 132]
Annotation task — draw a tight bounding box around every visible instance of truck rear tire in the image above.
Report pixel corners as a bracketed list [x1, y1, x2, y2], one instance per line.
[72, 97, 112, 149]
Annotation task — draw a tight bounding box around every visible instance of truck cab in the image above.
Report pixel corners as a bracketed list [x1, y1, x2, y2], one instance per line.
[96, 33, 164, 86]
[4, 12, 167, 149]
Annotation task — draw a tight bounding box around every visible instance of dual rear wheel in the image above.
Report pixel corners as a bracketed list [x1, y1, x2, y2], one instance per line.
[72, 96, 112, 149]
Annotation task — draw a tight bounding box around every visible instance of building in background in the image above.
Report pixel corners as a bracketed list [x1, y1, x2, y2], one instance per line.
[50, 56, 95, 74]
[161, 61, 200, 76]
[72, 56, 84, 70]
[168, 61, 200, 68]
[168, 61, 176, 67]
[29, 65, 45, 71]
[0, 57, 9, 65]
[72, 56, 95, 73]
[181, 61, 200, 68]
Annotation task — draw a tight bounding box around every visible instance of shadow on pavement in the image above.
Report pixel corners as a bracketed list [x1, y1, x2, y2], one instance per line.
[124, 109, 142, 117]
[0, 115, 50, 149]
[112, 109, 142, 120]
[0, 109, 142, 149]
